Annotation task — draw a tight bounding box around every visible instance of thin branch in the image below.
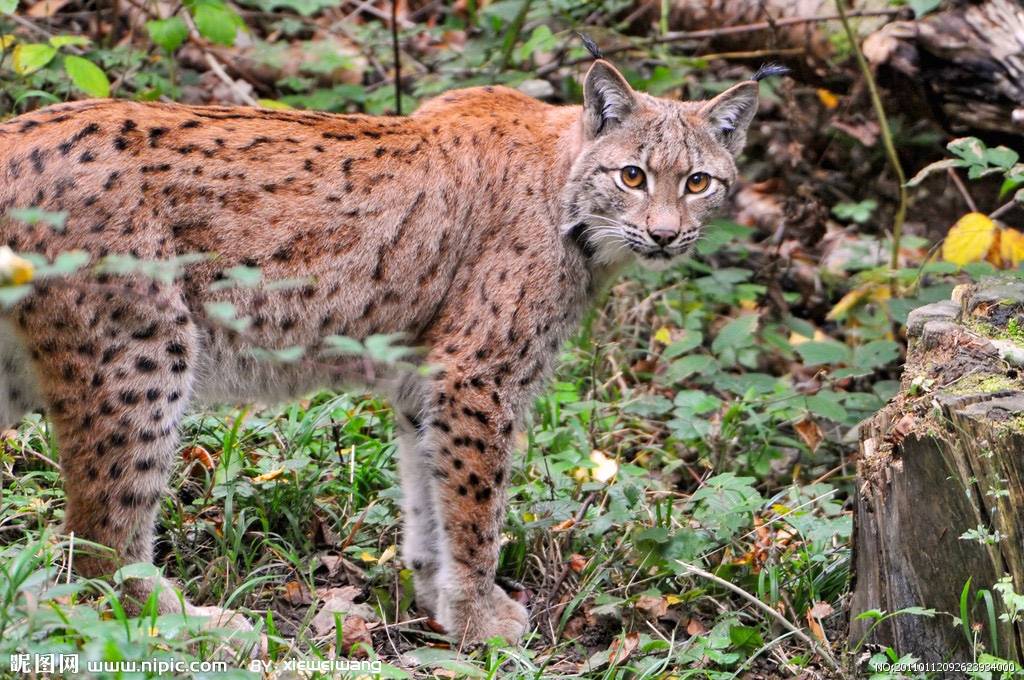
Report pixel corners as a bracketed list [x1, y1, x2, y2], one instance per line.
[834, 0, 906, 276]
[991, 198, 1021, 221]
[677, 560, 841, 673]
[947, 167, 978, 213]
[536, 8, 902, 76]
[202, 51, 260, 107]
[544, 490, 597, 633]
[391, 0, 402, 115]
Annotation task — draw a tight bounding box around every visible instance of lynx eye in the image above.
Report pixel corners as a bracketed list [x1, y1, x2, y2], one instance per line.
[686, 172, 711, 194]
[620, 166, 646, 189]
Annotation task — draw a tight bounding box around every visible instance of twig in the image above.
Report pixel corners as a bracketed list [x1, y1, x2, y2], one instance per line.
[202, 51, 260, 107]
[174, 4, 260, 106]
[834, 0, 906, 277]
[536, 8, 902, 76]
[947, 167, 978, 213]
[391, 0, 402, 115]
[677, 560, 842, 673]
[544, 491, 597, 630]
[991, 199, 1020, 221]
[691, 47, 805, 61]
[5, 13, 86, 55]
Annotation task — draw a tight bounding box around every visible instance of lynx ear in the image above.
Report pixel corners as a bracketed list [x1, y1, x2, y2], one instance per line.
[699, 81, 759, 157]
[583, 60, 636, 138]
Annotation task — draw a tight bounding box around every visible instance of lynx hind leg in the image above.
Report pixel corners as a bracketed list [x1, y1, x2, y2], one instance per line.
[424, 366, 527, 644]
[15, 281, 197, 613]
[393, 375, 444, 614]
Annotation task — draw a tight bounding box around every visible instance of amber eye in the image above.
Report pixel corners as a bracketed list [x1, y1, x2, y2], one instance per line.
[686, 172, 711, 194]
[620, 166, 646, 189]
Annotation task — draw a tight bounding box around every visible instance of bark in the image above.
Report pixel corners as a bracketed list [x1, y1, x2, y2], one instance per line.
[851, 279, 1024, 662]
[863, 0, 1024, 136]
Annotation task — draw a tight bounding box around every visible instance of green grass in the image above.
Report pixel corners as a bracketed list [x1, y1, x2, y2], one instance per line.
[0, 223, 867, 678]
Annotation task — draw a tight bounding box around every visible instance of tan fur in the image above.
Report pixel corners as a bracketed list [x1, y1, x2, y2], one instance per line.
[0, 61, 760, 643]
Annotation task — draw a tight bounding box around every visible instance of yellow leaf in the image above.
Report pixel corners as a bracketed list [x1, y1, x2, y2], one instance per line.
[1000, 227, 1024, 267]
[827, 282, 890, 321]
[816, 88, 839, 110]
[0, 35, 16, 49]
[252, 467, 285, 483]
[0, 246, 34, 285]
[665, 594, 683, 605]
[378, 544, 397, 565]
[653, 326, 672, 345]
[359, 551, 376, 563]
[942, 212, 997, 266]
[590, 449, 618, 483]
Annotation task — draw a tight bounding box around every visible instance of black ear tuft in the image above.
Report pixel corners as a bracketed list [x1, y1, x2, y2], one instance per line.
[578, 32, 603, 60]
[752, 63, 790, 82]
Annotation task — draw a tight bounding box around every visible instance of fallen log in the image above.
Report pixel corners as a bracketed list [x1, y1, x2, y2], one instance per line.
[851, 279, 1024, 663]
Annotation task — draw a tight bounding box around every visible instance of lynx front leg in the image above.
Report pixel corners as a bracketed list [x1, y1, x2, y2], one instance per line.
[17, 284, 197, 616]
[425, 369, 527, 644]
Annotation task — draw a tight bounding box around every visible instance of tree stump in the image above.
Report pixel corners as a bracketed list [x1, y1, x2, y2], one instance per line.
[851, 279, 1024, 663]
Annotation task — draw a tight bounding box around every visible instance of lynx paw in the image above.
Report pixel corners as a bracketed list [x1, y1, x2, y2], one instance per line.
[438, 584, 528, 645]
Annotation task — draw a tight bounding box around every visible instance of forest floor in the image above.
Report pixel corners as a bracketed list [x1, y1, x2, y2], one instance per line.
[2, 0, 1023, 678]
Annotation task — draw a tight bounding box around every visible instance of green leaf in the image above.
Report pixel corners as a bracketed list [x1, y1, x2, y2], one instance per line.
[948, 137, 987, 166]
[908, 0, 941, 18]
[113, 562, 162, 584]
[728, 625, 764, 652]
[805, 392, 848, 422]
[795, 340, 850, 366]
[663, 330, 703, 359]
[831, 199, 877, 224]
[12, 43, 57, 75]
[49, 35, 90, 48]
[146, 16, 189, 52]
[0, 0, 19, 14]
[711, 314, 758, 354]
[192, 3, 240, 46]
[64, 55, 110, 98]
[852, 339, 900, 370]
[237, 0, 340, 15]
[985, 146, 1019, 169]
[7, 207, 67, 231]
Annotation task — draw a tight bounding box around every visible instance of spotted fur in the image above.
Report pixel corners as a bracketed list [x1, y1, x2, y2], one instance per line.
[0, 60, 763, 643]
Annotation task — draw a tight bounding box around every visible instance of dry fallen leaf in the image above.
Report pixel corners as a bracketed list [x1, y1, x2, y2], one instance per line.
[686, 616, 708, 636]
[252, 467, 286, 484]
[182, 445, 215, 470]
[810, 601, 835, 619]
[310, 586, 378, 637]
[816, 88, 839, 109]
[794, 417, 824, 453]
[608, 631, 640, 666]
[635, 595, 668, 619]
[282, 580, 312, 606]
[552, 517, 576, 532]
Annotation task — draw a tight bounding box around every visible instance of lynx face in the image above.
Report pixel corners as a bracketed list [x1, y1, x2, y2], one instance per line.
[565, 62, 759, 269]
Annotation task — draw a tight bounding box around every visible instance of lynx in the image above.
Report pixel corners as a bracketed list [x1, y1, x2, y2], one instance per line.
[0, 58, 770, 644]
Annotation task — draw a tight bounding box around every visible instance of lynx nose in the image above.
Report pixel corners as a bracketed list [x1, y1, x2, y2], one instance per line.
[647, 218, 679, 247]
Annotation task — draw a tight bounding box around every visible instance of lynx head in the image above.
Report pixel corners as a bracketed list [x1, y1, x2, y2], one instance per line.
[564, 59, 771, 270]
